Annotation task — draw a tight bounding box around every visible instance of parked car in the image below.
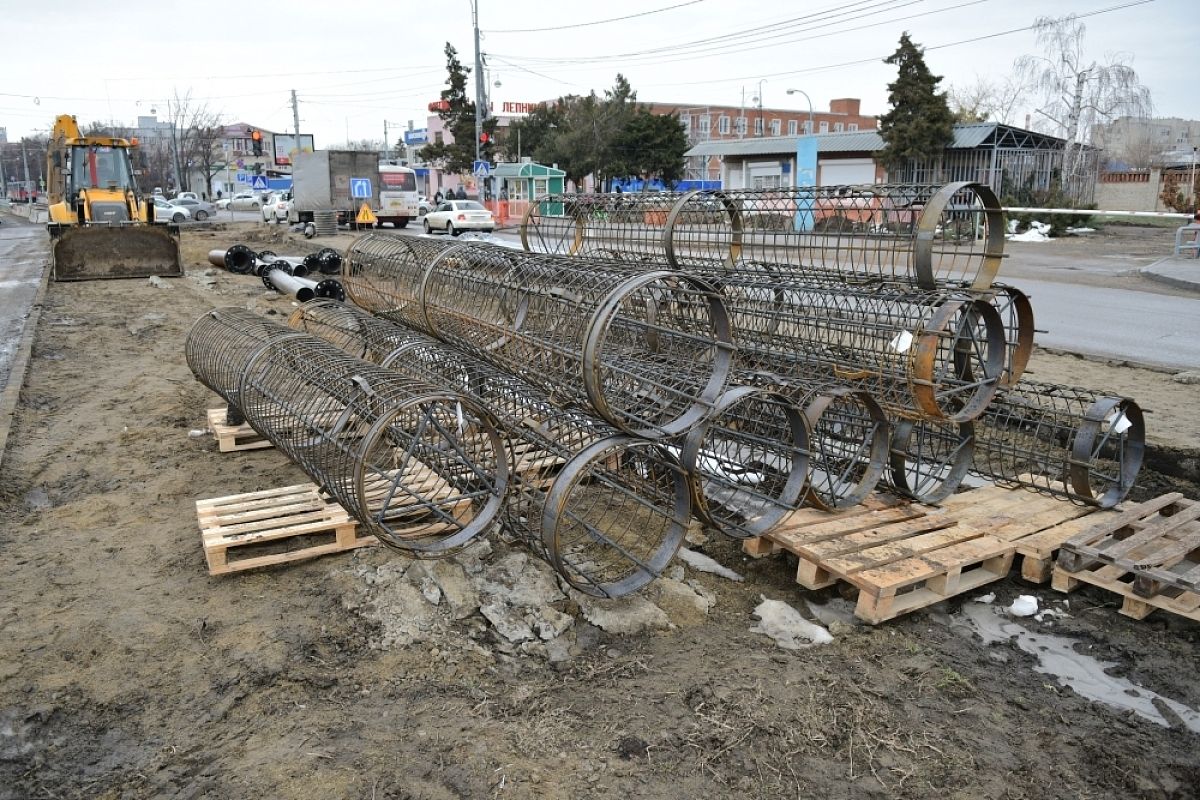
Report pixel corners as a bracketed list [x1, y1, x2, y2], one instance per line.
[417, 195, 432, 216]
[171, 197, 217, 221]
[423, 200, 495, 235]
[215, 197, 232, 210]
[175, 191, 200, 202]
[261, 191, 291, 223]
[150, 197, 191, 223]
[228, 192, 262, 211]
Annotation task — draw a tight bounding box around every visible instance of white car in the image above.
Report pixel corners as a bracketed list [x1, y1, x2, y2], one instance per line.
[261, 192, 291, 223]
[151, 197, 191, 223]
[228, 192, 262, 211]
[423, 200, 495, 235]
[417, 195, 432, 216]
[175, 191, 200, 202]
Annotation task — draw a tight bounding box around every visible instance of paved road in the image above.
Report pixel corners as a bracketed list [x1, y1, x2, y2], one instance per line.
[0, 215, 49, 393]
[1005, 277, 1200, 371]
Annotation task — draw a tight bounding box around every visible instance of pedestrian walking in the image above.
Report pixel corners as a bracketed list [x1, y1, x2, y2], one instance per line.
[455, 186, 467, 200]
[434, 190, 444, 205]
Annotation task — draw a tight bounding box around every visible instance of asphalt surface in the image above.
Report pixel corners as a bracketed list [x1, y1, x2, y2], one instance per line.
[1005, 275, 1200, 370]
[0, 215, 49, 393]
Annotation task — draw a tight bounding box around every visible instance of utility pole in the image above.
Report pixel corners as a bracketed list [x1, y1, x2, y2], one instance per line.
[472, 0, 485, 164]
[291, 89, 301, 139]
[21, 138, 31, 200]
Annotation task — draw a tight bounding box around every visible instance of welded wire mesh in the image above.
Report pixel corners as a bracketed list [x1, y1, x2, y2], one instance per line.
[286, 299, 691, 597]
[972, 380, 1145, 507]
[185, 308, 509, 555]
[342, 234, 734, 438]
[521, 182, 1004, 289]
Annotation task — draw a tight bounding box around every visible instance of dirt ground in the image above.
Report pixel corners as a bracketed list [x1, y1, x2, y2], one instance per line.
[1, 222, 1198, 799]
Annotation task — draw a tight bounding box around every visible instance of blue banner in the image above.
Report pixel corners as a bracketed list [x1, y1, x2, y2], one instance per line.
[794, 137, 819, 231]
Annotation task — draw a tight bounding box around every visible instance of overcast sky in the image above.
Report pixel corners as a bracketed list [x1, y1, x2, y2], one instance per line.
[1, 0, 1192, 148]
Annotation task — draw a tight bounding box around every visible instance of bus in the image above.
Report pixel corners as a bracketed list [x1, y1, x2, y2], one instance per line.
[378, 162, 420, 228]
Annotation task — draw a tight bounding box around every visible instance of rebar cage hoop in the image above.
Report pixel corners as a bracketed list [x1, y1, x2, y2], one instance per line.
[680, 385, 811, 539]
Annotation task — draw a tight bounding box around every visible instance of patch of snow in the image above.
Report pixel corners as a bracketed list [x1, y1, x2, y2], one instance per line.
[676, 548, 743, 582]
[751, 596, 833, 649]
[1008, 595, 1039, 617]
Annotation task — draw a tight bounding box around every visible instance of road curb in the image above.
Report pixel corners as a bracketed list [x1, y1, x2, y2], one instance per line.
[0, 253, 52, 475]
[1139, 256, 1200, 294]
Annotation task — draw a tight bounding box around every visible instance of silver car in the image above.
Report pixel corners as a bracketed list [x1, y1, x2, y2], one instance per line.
[170, 197, 217, 221]
[150, 197, 191, 223]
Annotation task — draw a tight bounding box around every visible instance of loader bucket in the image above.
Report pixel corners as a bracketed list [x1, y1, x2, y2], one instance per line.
[50, 224, 183, 281]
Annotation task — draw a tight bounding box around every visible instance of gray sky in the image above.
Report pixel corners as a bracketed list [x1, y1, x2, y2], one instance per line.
[0, 0, 1192, 147]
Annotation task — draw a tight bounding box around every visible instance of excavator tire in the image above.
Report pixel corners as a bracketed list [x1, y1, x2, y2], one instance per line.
[50, 224, 183, 281]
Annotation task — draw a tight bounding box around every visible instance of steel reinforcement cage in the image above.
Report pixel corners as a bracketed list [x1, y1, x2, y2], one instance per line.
[655, 266, 1005, 423]
[185, 308, 509, 556]
[285, 300, 693, 596]
[288, 299, 812, 546]
[341, 234, 735, 439]
[520, 182, 1005, 289]
[971, 380, 1145, 508]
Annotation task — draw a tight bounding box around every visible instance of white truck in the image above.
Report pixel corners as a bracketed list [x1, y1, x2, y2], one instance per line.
[289, 150, 417, 229]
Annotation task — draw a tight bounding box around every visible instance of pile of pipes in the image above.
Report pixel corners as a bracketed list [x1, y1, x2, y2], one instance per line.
[208, 244, 347, 302]
[185, 183, 1145, 599]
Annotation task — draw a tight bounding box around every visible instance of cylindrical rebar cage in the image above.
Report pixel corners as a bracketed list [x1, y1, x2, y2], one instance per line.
[972, 380, 1145, 508]
[885, 418, 975, 505]
[186, 308, 509, 555]
[705, 271, 1004, 423]
[521, 182, 1004, 289]
[680, 386, 810, 539]
[342, 235, 735, 438]
[787, 381, 891, 511]
[287, 299, 692, 596]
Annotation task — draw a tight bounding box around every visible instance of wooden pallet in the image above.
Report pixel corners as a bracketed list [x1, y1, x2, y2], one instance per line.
[207, 407, 272, 453]
[198, 484, 374, 575]
[742, 482, 1114, 624]
[1052, 493, 1200, 622]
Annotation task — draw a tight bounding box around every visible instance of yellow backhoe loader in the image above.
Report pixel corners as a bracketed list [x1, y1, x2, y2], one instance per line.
[46, 114, 182, 281]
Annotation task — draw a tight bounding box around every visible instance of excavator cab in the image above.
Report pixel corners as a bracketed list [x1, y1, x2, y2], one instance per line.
[47, 115, 182, 281]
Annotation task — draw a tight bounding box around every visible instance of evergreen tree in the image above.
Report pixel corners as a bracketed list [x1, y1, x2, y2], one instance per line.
[419, 43, 496, 174]
[878, 33, 955, 172]
[612, 110, 688, 186]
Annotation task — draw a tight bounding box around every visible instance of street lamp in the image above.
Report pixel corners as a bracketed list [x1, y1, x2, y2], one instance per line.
[751, 79, 767, 137]
[786, 88, 814, 137]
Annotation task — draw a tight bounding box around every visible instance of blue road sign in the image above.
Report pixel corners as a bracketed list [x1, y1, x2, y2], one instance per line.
[249, 175, 269, 190]
[350, 177, 372, 199]
[472, 160, 491, 178]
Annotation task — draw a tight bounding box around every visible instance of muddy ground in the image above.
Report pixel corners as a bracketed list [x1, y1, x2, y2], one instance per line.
[1, 222, 1198, 799]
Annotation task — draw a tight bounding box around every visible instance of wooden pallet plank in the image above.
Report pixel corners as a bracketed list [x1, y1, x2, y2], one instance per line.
[1057, 494, 1186, 571]
[1051, 563, 1200, 623]
[796, 516, 958, 560]
[854, 547, 1012, 624]
[821, 525, 988, 578]
[847, 534, 1009, 592]
[196, 484, 316, 510]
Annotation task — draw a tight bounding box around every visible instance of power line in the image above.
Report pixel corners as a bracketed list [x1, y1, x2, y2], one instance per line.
[648, 0, 1156, 88]
[493, 0, 910, 65]
[484, 0, 708, 34]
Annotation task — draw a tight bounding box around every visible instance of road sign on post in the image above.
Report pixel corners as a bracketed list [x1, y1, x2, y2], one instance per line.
[350, 178, 372, 199]
[472, 160, 491, 178]
[250, 175, 269, 190]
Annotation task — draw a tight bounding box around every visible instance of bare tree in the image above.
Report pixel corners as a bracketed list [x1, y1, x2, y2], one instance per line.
[165, 89, 228, 197]
[1015, 15, 1153, 187]
[948, 75, 1022, 125]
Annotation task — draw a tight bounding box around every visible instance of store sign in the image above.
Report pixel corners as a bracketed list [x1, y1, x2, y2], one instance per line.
[274, 133, 316, 166]
[500, 102, 542, 115]
[404, 128, 429, 145]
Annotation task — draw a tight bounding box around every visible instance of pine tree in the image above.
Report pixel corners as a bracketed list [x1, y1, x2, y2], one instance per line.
[878, 33, 955, 173]
[419, 43, 495, 174]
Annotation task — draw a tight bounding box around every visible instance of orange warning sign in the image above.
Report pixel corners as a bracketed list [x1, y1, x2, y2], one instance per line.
[355, 203, 377, 225]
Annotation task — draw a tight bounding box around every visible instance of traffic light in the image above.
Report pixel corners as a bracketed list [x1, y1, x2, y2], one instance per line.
[251, 129, 263, 156]
[479, 132, 490, 145]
